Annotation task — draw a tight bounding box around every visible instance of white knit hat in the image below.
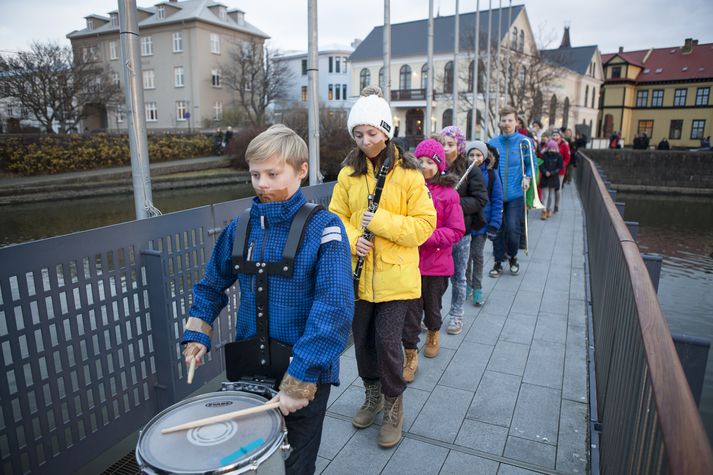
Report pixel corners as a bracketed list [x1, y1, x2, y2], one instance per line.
[347, 86, 394, 140]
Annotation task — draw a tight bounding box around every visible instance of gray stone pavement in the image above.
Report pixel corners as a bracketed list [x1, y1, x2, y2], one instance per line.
[317, 183, 590, 475]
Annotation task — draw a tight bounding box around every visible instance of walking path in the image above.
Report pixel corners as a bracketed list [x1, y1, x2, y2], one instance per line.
[318, 183, 589, 474]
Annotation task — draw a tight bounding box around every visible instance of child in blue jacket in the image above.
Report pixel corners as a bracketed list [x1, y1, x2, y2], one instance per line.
[466, 141, 503, 306]
[181, 124, 354, 475]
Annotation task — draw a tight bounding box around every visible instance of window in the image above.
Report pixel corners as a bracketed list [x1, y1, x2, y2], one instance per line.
[343, 57, 349, 74]
[143, 70, 155, 89]
[176, 101, 187, 121]
[442, 109, 453, 128]
[174, 66, 184, 87]
[328, 84, 333, 101]
[211, 69, 221, 87]
[112, 71, 120, 88]
[210, 33, 220, 54]
[519, 30, 525, 52]
[669, 120, 683, 140]
[421, 63, 429, 90]
[636, 90, 648, 108]
[335, 57, 341, 73]
[218, 7, 227, 21]
[637, 120, 654, 137]
[399, 65, 412, 90]
[651, 89, 664, 107]
[157, 6, 165, 19]
[301, 86, 307, 101]
[141, 36, 153, 56]
[301, 59, 307, 76]
[548, 94, 558, 126]
[335, 85, 341, 100]
[145, 102, 158, 122]
[563, 97, 570, 129]
[467, 61, 474, 92]
[359, 68, 370, 91]
[511, 27, 518, 49]
[585, 86, 589, 107]
[110, 13, 118, 27]
[87, 18, 94, 30]
[109, 41, 118, 60]
[342, 84, 347, 100]
[378, 67, 384, 90]
[696, 87, 710, 106]
[82, 46, 98, 62]
[691, 120, 706, 140]
[173, 32, 183, 52]
[329, 56, 333, 73]
[592, 87, 596, 108]
[674, 88, 687, 107]
[611, 66, 621, 78]
[213, 101, 223, 121]
[444, 61, 454, 93]
[116, 105, 125, 123]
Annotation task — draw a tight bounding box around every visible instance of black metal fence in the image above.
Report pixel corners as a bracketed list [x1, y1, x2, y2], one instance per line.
[576, 154, 713, 474]
[0, 183, 335, 475]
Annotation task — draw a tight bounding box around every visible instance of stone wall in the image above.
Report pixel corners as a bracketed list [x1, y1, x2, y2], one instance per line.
[583, 149, 713, 191]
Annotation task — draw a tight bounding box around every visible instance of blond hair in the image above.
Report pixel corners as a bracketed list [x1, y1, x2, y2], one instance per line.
[245, 124, 308, 170]
[499, 105, 518, 119]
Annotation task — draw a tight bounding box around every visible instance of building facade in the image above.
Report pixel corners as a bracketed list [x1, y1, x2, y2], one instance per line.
[600, 39, 713, 148]
[67, 0, 269, 131]
[273, 45, 354, 111]
[349, 6, 603, 144]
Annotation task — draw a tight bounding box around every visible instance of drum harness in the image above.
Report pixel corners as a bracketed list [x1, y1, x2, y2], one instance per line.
[225, 202, 323, 392]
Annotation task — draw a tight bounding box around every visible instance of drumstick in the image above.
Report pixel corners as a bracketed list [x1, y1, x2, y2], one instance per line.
[187, 357, 196, 384]
[161, 402, 281, 434]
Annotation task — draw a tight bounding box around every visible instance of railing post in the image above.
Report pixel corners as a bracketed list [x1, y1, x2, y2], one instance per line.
[672, 334, 711, 407]
[624, 220, 639, 241]
[142, 248, 181, 411]
[642, 253, 662, 292]
[607, 188, 617, 202]
[615, 201, 625, 218]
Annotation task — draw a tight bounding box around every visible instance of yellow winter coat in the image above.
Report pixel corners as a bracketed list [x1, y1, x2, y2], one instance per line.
[329, 155, 436, 302]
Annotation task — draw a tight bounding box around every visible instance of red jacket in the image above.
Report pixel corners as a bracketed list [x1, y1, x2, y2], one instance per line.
[419, 182, 465, 276]
[556, 139, 571, 176]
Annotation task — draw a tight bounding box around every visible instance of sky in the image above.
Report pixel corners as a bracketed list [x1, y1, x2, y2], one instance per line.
[1, 0, 711, 56]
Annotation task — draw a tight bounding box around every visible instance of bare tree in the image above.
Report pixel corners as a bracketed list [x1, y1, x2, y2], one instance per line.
[0, 41, 120, 134]
[221, 40, 294, 127]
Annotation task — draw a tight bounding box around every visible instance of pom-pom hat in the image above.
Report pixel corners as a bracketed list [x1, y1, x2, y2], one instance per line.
[546, 139, 559, 149]
[414, 139, 447, 173]
[441, 126, 466, 155]
[347, 86, 394, 140]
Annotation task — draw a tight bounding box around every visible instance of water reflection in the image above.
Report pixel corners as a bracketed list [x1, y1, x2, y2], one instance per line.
[618, 191, 713, 443]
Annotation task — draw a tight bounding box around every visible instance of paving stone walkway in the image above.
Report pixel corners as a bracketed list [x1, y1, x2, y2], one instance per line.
[317, 183, 590, 475]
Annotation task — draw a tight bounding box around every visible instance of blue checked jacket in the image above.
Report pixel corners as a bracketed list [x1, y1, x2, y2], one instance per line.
[182, 189, 354, 385]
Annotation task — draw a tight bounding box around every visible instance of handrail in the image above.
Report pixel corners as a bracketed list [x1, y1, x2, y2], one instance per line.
[577, 153, 713, 474]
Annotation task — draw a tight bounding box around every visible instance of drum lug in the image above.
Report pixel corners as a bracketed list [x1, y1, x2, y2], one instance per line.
[280, 441, 293, 460]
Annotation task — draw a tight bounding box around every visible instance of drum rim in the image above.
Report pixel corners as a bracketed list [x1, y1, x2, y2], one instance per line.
[136, 391, 287, 475]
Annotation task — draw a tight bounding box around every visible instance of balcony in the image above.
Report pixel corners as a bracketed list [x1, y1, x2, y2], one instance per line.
[390, 88, 437, 102]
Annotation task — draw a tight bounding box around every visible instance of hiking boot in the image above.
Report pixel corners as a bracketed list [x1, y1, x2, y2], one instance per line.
[473, 288, 484, 306]
[378, 394, 404, 448]
[489, 262, 503, 278]
[466, 285, 474, 300]
[554, 206, 559, 214]
[446, 316, 463, 335]
[424, 330, 440, 358]
[509, 257, 520, 275]
[352, 381, 384, 428]
[540, 210, 548, 220]
[403, 348, 419, 383]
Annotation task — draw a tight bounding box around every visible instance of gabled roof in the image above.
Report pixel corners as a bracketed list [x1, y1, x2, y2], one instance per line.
[541, 45, 598, 75]
[350, 5, 524, 62]
[67, 0, 269, 40]
[602, 42, 713, 82]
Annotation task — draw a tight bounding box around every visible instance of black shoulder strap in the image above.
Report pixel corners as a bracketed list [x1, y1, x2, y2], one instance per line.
[231, 208, 252, 272]
[278, 202, 323, 276]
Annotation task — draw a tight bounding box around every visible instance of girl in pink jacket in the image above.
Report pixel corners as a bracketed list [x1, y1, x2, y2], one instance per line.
[401, 139, 465, 383]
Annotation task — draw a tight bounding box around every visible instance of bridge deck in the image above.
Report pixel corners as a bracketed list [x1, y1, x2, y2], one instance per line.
[318, 183, 590, 474]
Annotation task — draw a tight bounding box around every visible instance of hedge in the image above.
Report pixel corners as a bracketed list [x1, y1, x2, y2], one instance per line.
[0, 133, 214, 176]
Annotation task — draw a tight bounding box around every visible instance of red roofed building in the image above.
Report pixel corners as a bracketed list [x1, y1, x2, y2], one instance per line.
[599, 38, 713, 148]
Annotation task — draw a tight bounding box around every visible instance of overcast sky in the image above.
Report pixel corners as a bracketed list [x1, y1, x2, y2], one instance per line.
[1, 0, 711, 55]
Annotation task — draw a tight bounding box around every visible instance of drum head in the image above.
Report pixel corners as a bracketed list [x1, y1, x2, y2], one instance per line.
[137, 391, 285, 474]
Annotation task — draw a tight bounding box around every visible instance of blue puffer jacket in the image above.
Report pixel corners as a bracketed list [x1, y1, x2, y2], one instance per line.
[473, 158, 504, 236]
[488, 132, 532, 202]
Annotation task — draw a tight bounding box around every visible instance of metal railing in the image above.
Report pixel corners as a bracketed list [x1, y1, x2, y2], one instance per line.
[0, 183, 335, 475]
[576, 154, 713, 474]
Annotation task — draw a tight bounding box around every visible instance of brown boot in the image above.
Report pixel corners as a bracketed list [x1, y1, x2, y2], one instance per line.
[540, 210, 548, 220]
[403, 348, 419, 383]
[424, 330, 439, 358]
[352, 381, 384, 428]
[378, 394, 404, 448]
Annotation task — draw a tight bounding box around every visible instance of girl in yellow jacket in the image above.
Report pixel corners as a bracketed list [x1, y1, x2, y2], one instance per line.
[329, 86, 436, 448]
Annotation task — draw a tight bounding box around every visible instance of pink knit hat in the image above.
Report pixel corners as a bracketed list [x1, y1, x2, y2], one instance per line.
[414, 139, 447, 173]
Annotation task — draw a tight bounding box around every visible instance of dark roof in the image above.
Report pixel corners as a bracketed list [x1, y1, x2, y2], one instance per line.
[350, 5, 525, 61]
[540, 45, 598, 75]
[602, 41, 713, 82]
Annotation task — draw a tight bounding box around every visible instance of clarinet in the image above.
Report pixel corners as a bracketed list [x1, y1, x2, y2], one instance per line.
[353, 159, 391, 296]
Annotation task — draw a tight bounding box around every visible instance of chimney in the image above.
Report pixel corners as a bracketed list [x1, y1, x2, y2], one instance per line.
[351, 38, 362, 49]
[618, 46, 624, 54]
[682, 38, 697, 54]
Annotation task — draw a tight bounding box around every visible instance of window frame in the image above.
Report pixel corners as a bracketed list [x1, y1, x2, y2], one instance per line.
[176, 101, 187, 121]
[145, 102, 158, 122]
[141, 36, 153, 56]
[637, 119, 654, 137]
[695, 87, 709, 106]
[174, 66, 184, 87]
[691, 119, 706, 140]
[213, 101, 223, 121]
[399, 64, 412, 91]
[143, 69, 155, 89]
[211, 69, 221, 88]
[611, 66, 622, 78]
[359, 68, 370, 91]
[301, 86, 308, 101]
[651, 89, 664, 108]
[173, 32, 183, 53]
[673, 88, 687, 107]
[635, 90, 648, 108]
[668, 119, 683, 140]
[109, 41, 118, 61]
[210, 33, 220, 54]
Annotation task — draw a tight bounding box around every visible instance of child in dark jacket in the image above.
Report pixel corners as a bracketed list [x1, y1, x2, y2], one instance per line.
[401, 139, 465, 383]
[465, 141, 503, 306]
[539, 139, 563, 220]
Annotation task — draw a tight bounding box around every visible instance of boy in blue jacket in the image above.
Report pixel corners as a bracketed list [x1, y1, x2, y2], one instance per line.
[181, 124, 354, 475]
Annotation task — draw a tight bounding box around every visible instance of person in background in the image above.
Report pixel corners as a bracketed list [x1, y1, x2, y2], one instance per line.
[401, 139, 464, 383]
[550, 128, 571, 213]
[329, 86, 436, 448]
[657, 137, 671, 150]
[539, 139, 563, 220]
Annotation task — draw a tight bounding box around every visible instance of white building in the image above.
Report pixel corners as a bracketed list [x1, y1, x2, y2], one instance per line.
[66, 0, 269, 131]
[273, 44, 354, 111]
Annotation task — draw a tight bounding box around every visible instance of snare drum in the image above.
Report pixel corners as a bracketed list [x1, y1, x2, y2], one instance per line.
[136, 391, 289, 474]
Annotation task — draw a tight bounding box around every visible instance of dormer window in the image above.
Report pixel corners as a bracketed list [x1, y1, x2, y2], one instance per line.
[87, 18, 94, 30]
[157, 6, 165, 19]
[236, 11, 245, 24]
[110, 13, 119, 27]
[219, 7, 227, 21]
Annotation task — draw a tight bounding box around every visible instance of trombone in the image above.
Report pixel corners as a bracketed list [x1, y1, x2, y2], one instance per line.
[519, 139, 544, 255]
